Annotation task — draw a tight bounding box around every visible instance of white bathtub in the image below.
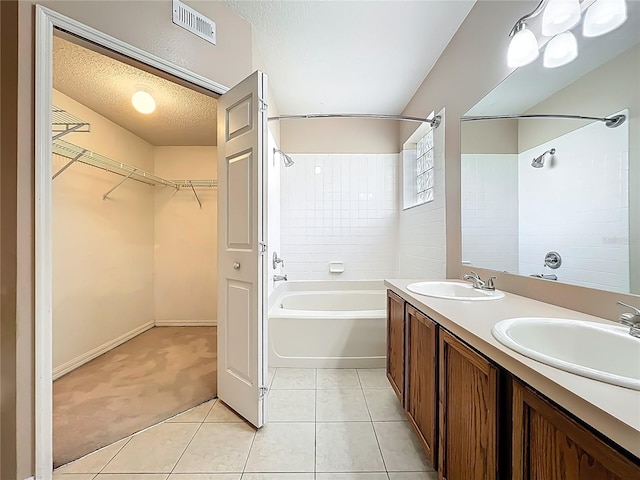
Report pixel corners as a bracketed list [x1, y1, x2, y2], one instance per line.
[268, 281, 387, 368]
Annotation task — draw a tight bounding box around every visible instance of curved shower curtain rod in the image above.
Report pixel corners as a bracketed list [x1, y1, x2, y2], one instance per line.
[268, 113, 442, 128]
[461, 113, 626, 128]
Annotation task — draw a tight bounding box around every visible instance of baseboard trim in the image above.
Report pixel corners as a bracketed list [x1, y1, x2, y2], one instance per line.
[155, 320, 217, 327]
[52, 321, 154, 381]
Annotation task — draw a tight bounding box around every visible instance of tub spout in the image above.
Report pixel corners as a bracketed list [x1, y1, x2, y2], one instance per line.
[273, 274, 288, 282]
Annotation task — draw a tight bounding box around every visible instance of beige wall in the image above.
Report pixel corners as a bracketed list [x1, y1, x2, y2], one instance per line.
[401, 0, 640, 320]
[154, 146, 217, 324]
[460, 119, 519, 154]
[519, 45, 639, 152]
[281, 118, 399, 154]
[4, 1, 256, 477]
[399, 0, 523, 281]
[52, 90, 156, 371]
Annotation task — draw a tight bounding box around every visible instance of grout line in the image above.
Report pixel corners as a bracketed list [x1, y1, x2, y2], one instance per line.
[371, 419, 390, 474]
[167, 417, 206, 475]
[95, 435, 133, 475]
[240, 421, 259, 475]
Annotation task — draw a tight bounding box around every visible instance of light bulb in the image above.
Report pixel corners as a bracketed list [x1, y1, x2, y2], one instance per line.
[542, 0, 581, 36]
[583, 0, 627, 37]
[507, 25, 539, 68]
[131, 90, 156, 114]
[543, 31, 578, 68]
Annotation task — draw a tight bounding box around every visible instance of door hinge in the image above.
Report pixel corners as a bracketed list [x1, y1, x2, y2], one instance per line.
[259, 386, 269, 399]
[259, 98, 268, 113]
[259, 241, 268, 256]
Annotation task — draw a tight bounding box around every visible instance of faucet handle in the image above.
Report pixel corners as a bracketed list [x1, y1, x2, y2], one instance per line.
[617, 301, 640, 315]
[485, 276, 496, 289]
[617, 301, 640, 326]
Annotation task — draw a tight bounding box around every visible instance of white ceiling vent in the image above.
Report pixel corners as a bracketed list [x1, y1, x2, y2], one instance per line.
[172, 0, 216, 46]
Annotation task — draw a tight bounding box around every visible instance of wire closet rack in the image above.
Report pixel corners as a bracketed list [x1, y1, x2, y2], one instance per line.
[51, 106, 217, 206]
[52, 105, 91, 139]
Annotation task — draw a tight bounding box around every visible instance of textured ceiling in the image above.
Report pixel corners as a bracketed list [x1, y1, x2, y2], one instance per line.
[53, 36, 217, 146]
[222, 0, 476, 115]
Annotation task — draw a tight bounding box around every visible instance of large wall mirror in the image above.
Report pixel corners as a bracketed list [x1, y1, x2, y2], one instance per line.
[461, 2, 639, 295]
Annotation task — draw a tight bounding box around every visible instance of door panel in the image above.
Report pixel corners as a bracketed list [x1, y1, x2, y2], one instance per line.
[217, 71, 268, 427]
[226, 281, 251, 382]
[227, 152, 252, 248]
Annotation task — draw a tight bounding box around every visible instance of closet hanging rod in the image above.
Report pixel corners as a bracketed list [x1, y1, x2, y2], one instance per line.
[52, 139, 177, 187]
[52, 139, 218, 202]
[461, 113, 626, 128]
[268, 113, 442, 128]
[175, 179, 218, 188]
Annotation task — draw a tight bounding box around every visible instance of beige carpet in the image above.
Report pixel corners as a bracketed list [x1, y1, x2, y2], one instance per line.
[53, 326, 217, 468]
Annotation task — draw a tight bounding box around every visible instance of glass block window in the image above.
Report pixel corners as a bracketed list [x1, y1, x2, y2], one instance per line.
[416, 128, 435, 204]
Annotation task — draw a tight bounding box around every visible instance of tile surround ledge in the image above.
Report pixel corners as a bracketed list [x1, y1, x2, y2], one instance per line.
[384, 279, 640, 459]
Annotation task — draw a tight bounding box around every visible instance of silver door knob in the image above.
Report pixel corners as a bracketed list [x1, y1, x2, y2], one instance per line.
[233, 262, 241, 270]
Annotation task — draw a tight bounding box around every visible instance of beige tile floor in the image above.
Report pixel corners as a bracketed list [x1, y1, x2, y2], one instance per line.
[54, 368, 437, 480]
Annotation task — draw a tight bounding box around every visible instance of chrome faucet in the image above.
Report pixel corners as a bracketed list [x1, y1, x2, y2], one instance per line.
[463, 271, 484, 289]
[531, 273, 558, 281]
[273, 274, 288, 282]
[273, 252, 284, 270]
[463, 272, 496, 291]
[617, 301, 640, 338]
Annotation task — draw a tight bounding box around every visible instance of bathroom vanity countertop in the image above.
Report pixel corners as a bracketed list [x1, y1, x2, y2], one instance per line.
[384, 279, 640, 459]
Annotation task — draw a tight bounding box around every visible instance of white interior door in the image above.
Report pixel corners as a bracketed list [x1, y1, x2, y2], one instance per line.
[217, 71, 268, 427]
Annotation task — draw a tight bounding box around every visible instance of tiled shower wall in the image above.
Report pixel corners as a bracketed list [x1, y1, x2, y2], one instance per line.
[461, 154, 519, 272]
[280, 154, 399, 280]
[519, 116, 630, 293]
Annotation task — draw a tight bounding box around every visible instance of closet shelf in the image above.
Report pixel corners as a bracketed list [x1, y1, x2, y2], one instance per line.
[175, 180, 218, 188]
[52, 106, 91, 139]
[53, 139, 176, 187]
[52, 139, 217, 190]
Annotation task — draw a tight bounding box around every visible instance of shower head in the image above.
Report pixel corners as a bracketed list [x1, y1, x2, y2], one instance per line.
[274, 148, 294, 167]
[531, 148, 555, 168]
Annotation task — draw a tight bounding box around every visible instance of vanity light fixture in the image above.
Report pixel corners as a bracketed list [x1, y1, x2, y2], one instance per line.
[543, 31, 578, 68]
[131, 86, 156, 114]
[507, 0, 628, 68]
[507, 23, 540, 67]
[542, 0, 581, 36]
[583, 0, 628, 37]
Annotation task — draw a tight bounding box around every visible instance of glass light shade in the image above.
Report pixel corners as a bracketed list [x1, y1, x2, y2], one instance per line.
[543, 31, 578, 68]
[507, 26, 539, 67]
[131, 90, 156, 114]
[542, 0, 581, 36]
[583, 0, 627, 37]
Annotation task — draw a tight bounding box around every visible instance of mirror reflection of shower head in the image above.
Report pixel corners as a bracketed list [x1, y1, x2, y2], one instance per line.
[531, 148, 555, 168]
[274, 148, 294, 167]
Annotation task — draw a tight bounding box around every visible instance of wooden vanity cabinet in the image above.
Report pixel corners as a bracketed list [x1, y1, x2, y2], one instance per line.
[512, 380, 640, 480]
[439, 329, 500, 480]
[405, 304, 438, 466]
[386, 289, 405, 402]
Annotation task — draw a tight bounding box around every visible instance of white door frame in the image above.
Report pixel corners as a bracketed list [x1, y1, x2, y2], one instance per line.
[35, 6, 229, 479]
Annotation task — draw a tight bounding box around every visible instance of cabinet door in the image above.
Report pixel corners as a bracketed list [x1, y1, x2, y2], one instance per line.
[439, 329, 499, 480]
[405, 304, 438, 466]
[386, 289, 405, 402]
[512, 380, 640, 480]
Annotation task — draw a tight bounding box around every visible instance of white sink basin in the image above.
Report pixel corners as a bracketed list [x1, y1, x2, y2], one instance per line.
[492, 317, 640, 390]
[407, 281, 505, 301]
